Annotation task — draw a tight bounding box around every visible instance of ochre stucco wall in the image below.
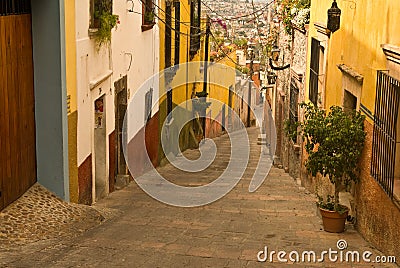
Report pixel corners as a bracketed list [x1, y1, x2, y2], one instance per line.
[65, 0, 78, 203]
[305, 0, 400, 257]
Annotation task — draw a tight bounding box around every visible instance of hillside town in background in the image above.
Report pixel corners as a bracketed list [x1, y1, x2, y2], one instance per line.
[0, 0, 399, 266]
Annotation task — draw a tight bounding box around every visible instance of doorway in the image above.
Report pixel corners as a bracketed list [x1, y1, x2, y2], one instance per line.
[343, 90, 357, 112]
[0, 3, 36, 210]
[114, 76, 128, 179]
[94, 96, 107, 200]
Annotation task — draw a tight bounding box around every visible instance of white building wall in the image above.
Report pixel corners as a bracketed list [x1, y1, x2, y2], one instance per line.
[75, 0, 159, 202]
[112, 0, 160, 141]
[76, 0, 113, 167]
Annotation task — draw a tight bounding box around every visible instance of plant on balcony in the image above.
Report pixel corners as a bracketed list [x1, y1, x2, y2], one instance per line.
[143, 9, 155, 25]
[299, 103, 366, 232]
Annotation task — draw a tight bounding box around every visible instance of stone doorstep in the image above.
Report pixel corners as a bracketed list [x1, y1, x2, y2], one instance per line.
[257, 134, 267, 141]
[114, 175, 130, 190]
[257, 134, 268, 145]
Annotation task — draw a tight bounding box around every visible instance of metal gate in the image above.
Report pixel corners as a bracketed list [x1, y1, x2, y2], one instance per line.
[371, 71, 400, 198]
[0, 0, 36, 210]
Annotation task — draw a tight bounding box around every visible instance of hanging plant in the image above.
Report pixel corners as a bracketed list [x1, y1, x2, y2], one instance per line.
[144, 9, 155, 25]
[94, 11, 119, 48]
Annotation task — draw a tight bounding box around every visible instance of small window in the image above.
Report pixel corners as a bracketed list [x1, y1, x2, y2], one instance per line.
[90, 0, 112, 29]
[141, 0, 155, 31]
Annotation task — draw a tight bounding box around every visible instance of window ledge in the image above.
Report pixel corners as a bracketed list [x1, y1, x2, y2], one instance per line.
[141, 23, 155, 32]
[381, 44, 400, 65]
[90, 70, 113, 90]
[290, 67, 304, 82]
[337, 64, 364, 84]
[314, 22, 330, 36]
[88, 28, 99, 38]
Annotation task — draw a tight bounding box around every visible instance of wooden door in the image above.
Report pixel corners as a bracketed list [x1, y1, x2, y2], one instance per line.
[114, 76, 128, 177]
[0, 1, 36, 210]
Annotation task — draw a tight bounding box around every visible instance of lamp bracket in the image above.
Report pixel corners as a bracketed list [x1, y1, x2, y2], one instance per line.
[127, 0, 134, 12]
[269, 58, 290, 71]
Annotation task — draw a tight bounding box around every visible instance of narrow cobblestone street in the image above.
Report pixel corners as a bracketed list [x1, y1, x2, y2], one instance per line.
[0, 128, 395, 267]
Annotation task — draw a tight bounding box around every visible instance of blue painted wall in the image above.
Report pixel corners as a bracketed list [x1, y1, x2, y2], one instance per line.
[31, 0, 70, 201]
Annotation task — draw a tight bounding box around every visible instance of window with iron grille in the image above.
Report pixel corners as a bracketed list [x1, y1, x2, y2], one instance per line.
[0, 0, 30, 15]
[371, 71, 400, 200]
[174, 1, 180, 66]
[309, 38, 320, 106]
[289, 79, 299, 142]
[190, 0, 200, 57]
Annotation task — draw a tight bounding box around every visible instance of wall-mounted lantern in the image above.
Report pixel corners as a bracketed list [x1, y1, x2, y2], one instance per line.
[267, 71, 277, 85]
[269, 44, 290, 71]
[271, 45, 280, 62]
[327, 0, 341, 33]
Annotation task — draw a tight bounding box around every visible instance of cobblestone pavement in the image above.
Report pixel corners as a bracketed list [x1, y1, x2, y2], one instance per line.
[0, 184, 104, 249]
[0, 127, 397, 267]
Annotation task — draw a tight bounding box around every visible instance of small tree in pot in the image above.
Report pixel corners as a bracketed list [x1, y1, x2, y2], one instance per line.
[299, 103, 366, 232]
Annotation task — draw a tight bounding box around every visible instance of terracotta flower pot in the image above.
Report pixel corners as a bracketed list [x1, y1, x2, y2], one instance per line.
[319, 206, 349, 233]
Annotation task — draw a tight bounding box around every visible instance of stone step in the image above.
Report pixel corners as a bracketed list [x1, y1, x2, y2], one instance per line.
[114, 175, 130, 190]
[257, 134, 267, 141]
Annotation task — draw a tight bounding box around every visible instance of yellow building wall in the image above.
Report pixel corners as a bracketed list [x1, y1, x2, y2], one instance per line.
[306, 0, 400, 122]
[305, 0, 400, 257]
[65, 0, 78, 203]
[207, 51, 236, 119]
[159, 0, 195, 107]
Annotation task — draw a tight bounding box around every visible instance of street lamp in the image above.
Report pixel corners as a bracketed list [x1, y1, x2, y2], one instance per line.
[327, 0, 341, 33]
[267, 71, 277, 85]
[269, 44, 290, 71]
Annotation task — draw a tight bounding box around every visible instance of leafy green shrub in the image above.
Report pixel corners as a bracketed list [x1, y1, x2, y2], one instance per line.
[300, 103, 366, 211]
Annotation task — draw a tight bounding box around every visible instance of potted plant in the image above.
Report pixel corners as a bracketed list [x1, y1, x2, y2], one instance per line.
[299, 103, 366, 232]
[144, 10, 155, 25]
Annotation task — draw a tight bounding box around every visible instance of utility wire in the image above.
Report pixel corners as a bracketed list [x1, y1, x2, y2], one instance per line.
[201, 0, 269, 21]
[151, 0, 204, 30]
[138, 0, 205, 37]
